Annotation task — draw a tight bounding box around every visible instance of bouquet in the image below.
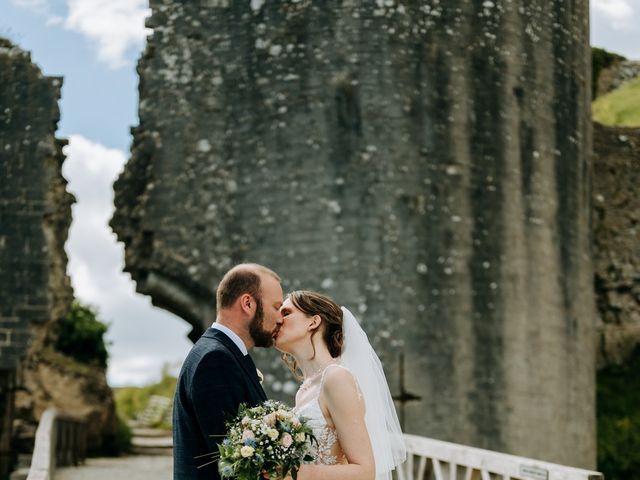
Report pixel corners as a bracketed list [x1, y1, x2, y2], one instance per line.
[198, 400, 316, 480]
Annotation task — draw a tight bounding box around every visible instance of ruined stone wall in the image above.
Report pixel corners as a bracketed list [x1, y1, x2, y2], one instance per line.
[112, 0, 596, 467]
[0, 38, 63, 372]
[0, 38, 115, 454]
[593, 122, 640, 367]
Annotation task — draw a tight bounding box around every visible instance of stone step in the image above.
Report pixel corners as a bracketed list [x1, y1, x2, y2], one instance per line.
[131, 428, 172, 439]
[132, 436, 173, 449]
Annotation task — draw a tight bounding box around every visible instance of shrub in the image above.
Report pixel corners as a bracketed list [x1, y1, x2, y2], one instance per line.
[100, 415, 133, 456]
[597, 345, 640, 480]
[55, 301, 109, 369]
[592, 47, 626, 99]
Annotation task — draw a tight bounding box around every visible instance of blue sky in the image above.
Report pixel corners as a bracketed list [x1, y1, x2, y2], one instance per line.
[2, 0, 639, 386]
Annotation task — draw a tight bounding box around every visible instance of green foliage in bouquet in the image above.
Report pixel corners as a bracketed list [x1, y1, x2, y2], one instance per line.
[207, 400, 316, 480]
[55, 301, 109, 369]
[597, 345, 640, 480]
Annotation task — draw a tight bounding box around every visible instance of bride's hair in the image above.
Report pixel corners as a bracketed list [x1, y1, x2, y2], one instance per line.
[281, 290, 343, 380]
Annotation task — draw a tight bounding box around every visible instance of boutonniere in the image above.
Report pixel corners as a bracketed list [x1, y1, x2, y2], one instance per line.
[256, 368, 264, 384]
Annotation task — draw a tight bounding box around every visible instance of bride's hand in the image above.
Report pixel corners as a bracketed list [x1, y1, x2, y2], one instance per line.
[261, 467, 298, 480]
[261, 465, 292, 480]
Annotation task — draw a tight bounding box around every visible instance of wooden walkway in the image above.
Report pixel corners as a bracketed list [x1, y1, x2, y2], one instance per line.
[56, 455, 172, 480]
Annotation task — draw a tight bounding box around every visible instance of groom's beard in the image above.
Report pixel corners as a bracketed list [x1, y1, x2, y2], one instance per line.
[249, 298, 273, 348]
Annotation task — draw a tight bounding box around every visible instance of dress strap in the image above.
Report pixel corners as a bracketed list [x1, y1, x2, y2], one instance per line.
[319, 363, 347, 389]
[318, 363, 362, 399]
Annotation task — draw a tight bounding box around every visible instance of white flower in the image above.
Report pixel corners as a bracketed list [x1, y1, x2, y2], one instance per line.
[240, 446, 255, 458]
[267, 428, 279, 440]
[295, 432, 306, 442]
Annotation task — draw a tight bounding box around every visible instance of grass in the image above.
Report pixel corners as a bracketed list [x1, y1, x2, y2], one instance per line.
[593, 75, 640, 127]
[114, 368, 177, 429]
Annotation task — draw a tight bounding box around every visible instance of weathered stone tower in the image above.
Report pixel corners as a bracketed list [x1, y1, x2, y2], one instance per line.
[0, 38, 117, 463]
[112, 0, 596, 467]
[0, 38, 73, 473]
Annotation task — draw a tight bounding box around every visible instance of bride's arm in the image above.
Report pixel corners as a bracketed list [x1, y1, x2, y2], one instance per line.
[297, 367, 375, 480]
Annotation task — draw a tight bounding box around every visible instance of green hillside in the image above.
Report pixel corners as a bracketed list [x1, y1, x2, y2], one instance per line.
[593, 75, 640, 127]
[114, 368, 177, 429]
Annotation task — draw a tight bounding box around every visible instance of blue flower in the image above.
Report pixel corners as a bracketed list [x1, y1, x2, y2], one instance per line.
[223, 439, 231, 446]
[243, 438, 257, 447]
[220, 465, 234, 477]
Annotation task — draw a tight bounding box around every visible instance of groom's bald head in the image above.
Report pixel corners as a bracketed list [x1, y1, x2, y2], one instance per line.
[216, 263, 280, 310]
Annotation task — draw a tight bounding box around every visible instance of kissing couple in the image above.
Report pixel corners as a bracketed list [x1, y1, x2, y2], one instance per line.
[173, 263, 406, 480]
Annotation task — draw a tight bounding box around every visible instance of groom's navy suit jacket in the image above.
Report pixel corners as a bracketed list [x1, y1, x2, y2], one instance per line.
[173, 328, 267, 480]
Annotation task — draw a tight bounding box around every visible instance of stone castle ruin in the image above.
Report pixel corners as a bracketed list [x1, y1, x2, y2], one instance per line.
[111, 0, 596, 468]
[3, 0, 639, 474]
[0, 38, 116, 475]
[593, 122, 640, 367]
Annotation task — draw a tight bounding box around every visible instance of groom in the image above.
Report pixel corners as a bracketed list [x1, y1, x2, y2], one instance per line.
[173, 263, 284, 480]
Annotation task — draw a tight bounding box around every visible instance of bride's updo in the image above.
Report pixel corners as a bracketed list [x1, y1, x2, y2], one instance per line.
[288, 290, 344, 357]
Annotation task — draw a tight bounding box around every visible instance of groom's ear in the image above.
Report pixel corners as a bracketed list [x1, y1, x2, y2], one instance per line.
[239, 293, 255, 316]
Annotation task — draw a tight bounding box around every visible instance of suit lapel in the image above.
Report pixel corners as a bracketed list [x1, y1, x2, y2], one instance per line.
[241, 352, 268, 402]
[204, 328, 267, 402]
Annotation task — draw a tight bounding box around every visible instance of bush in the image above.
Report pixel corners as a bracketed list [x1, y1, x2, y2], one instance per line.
[597, 345, 640, 480]
[100, 415, 133, 456]
[592, 47, 626, 99]
[55, 301, 109, 369]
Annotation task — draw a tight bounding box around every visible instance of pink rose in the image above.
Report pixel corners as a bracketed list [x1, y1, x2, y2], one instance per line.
[264, 412, 277, 426]
[281, 433, 293, 449]
[242, 429, 255, 441]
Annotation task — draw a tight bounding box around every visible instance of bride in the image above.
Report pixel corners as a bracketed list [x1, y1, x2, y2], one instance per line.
[274, 290, 406, 480]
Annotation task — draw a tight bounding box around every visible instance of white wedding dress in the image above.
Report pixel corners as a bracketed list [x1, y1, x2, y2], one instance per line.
[293, 307, 406, 478]
[294, 363, 356, 465]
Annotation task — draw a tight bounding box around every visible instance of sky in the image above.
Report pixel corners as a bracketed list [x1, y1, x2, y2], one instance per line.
[1, 0, 639, 387]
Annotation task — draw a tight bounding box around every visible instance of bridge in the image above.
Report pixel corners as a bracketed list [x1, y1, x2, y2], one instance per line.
[21, 408, 603, 480]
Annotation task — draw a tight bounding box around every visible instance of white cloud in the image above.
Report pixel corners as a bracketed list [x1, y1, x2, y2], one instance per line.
[62, 135, 128, 304]
[592, 0, 636, 30]
[108, 355, 182, 386]
[10, 0, 149, 67]
[63, 0, 151, 69]
[61, 135, 192, 387]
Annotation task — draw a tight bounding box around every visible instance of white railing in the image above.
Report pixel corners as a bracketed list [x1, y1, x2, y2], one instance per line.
[26, 408, 86, 480]
[395, 434, 604, 480]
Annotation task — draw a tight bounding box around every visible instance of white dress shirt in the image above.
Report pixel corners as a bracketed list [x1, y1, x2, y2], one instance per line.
[211, 322, 248, 356]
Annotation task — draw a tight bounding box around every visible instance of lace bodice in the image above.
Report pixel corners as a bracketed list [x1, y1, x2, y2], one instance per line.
[294, 364, 354, 465]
